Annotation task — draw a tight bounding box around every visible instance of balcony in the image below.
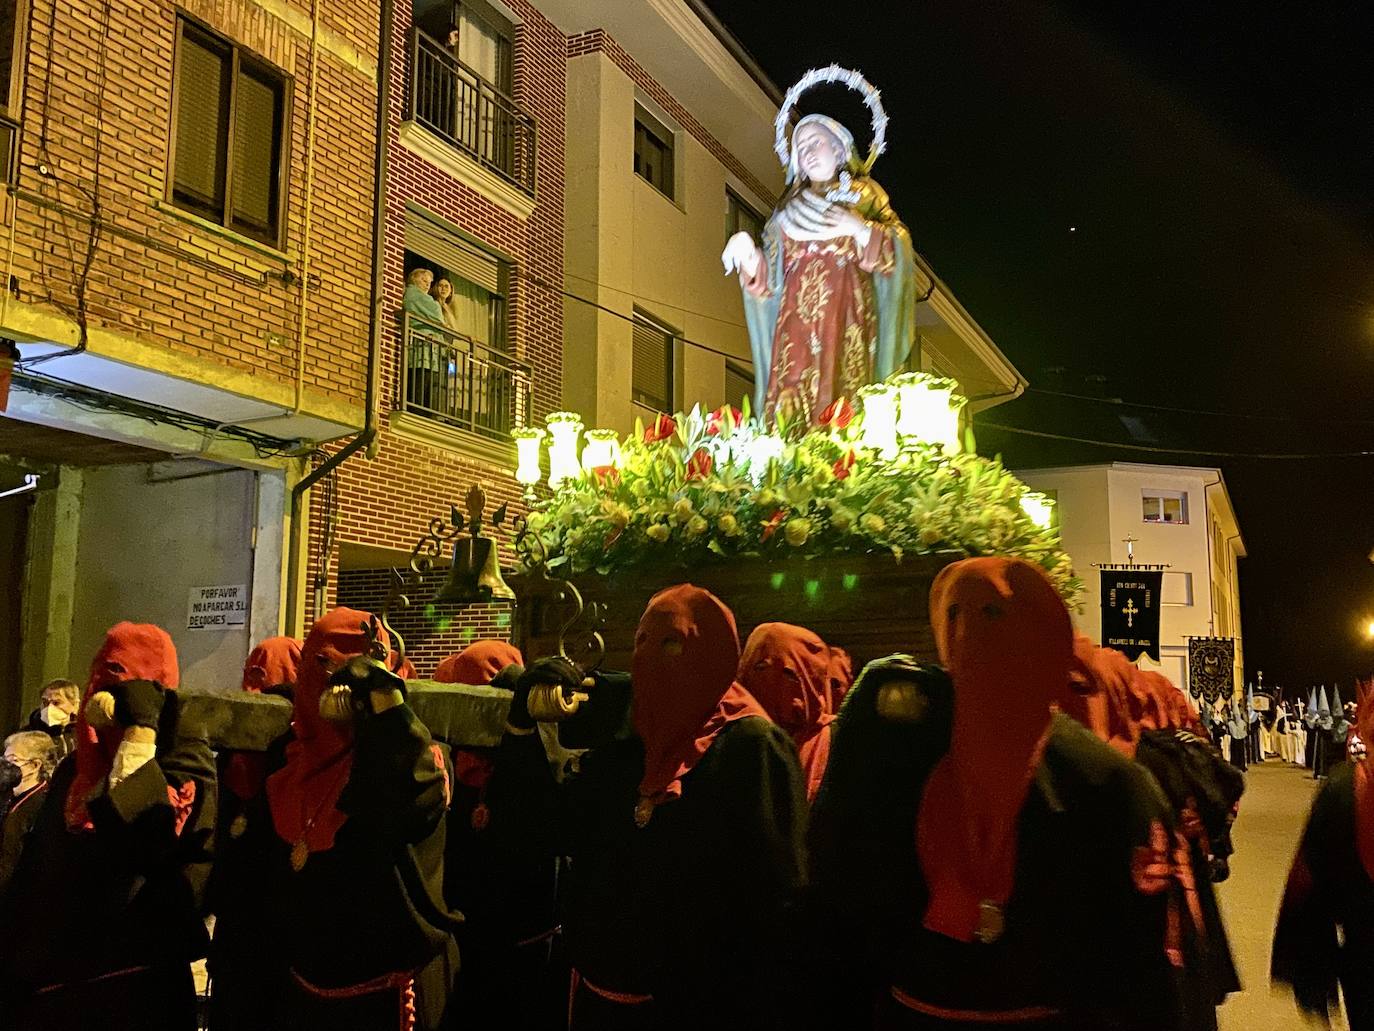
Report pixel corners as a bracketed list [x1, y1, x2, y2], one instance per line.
[400, 312, 532, 444]
[406, 28, 536, 197]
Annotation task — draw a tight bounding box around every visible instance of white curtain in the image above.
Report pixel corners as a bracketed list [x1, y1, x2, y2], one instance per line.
[456, 7, 501, 162]
[448, 277, 491, 346]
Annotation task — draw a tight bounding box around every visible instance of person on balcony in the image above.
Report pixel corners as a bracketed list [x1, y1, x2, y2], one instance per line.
[404, 267, 448, 412]
[429, 276, 462, 334]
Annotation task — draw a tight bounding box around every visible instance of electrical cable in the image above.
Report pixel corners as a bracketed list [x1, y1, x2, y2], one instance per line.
[974, 420, 1374, 460]
[1024, 385, 1374, 427]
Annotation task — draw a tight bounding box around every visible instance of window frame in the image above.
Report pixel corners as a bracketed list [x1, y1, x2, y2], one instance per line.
[454, 0, 515, 94]
[631, 308, 677, 414]
[633, 103, 675, 201]
[724, 360, 755, 410]
[1141, 488, 1189, 525]
[166, 16, 291, 249]
[726, 188, 764, 243]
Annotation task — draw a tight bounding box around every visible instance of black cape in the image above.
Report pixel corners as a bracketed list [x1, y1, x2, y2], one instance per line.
[809, 658, 1183, 1030]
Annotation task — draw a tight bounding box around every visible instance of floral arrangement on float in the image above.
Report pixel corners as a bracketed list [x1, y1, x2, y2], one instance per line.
[509, 372, 1080, 601]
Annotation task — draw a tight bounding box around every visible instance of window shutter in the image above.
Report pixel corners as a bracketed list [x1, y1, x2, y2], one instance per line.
[632, 315, 672, 411]
[724, 363, 755, 408]
[174, 31, 229, 209]
[231, 65, 281, 236]
[405, 210, 503, 294]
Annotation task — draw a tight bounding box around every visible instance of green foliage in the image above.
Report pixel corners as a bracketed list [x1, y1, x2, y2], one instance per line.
[523, 405, 1082, 601]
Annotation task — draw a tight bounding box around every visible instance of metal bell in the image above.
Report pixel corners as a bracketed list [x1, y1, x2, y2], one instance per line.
[432, 534, 515, 604]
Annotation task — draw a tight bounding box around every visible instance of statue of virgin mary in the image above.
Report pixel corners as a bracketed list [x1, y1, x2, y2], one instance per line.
[723, 96, 917, 426]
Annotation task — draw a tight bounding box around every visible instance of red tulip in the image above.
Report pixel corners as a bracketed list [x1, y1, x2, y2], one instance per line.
[833, 450, 857, 480]
[592, 465, 620, 486]
[817, 397, 855, 430]
[685, 448, 714, 482]
[761, 509, 786, 542]
[706, 405, 743, 436]
[644, 413, 677, 444]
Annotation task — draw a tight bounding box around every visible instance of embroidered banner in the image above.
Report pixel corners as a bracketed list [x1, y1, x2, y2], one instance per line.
[1188, 637, 1236, 704]
[1100, 570, 1163, 662]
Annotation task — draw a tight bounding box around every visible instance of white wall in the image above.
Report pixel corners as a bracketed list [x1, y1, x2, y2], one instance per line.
[69, 464, 267, 693]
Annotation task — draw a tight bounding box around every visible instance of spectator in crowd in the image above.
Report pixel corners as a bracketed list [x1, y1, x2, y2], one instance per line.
[430, 275, 462, 333]
[25, 678, 80, 762]
[0, 731, 57, 895]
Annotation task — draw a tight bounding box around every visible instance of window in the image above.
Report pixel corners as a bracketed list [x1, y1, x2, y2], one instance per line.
[1162, 571, 1193, 606]
[169, 19, 288, 246]
[724, 361, 755, 409]
[0, 0, 22, 116]
[632, 311, 676, 413]
[726, 189, 764, 242]
[1142, 489, 1188, 524]
[634, 104, 674, 200]
[404, 207, 509, 349]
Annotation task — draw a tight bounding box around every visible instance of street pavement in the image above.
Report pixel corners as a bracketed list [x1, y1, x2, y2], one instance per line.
[1217, 762, 1341, 1030]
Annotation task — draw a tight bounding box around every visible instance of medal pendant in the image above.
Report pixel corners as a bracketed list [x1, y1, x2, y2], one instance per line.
[289, 838, 310, 873]
[470, 802, 491, 831]
[633, 797, 655, 829]
[229, 813, 249, 839]
[974, 900, 1005, 944]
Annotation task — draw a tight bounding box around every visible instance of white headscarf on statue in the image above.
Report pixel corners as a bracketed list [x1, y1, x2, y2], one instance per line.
[777, 114, 864, 243]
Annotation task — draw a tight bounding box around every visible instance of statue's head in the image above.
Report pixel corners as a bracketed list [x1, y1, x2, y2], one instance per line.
[788, 114, 857, 185]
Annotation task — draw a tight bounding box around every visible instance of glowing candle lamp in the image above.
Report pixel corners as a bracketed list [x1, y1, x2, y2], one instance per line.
[1021, 491, 1055, 530]
[581, 428, 621, 471]
[894, 372, 964, 452]
[512, 427, 545, 487]
[545, 412, 584, 488]
[857, 383, 899, 458]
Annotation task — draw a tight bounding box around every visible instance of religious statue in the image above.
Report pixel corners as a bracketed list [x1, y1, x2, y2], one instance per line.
[722, 66, 917, 426]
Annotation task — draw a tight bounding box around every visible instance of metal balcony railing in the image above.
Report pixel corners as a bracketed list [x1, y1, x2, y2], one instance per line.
[407, 28, 536, 196]
[400, 312, 532, 441]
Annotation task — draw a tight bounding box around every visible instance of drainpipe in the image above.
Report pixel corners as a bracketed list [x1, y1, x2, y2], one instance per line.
[285, 0, 392, 635]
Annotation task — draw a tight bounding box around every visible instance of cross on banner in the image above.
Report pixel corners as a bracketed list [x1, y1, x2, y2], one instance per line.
[1123, 599, 1139, 628]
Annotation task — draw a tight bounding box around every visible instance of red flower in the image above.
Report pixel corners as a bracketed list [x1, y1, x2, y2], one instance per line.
[833, 450, 857, 480]
[685, 448, 714, 482]
[592, 465, 620, 486]
[817, 397, 855, 430]
[644, 413, 677, 444]
[706, 405, 743, 436]
[760, 509, 786, 542]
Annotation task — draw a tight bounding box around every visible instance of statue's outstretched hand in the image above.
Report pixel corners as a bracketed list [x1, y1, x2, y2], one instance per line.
[722, 231, 761, 280]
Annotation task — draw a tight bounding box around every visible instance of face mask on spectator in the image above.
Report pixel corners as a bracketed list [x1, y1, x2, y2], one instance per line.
[40, 703, 69, 728]
[0, 759, 21, 799]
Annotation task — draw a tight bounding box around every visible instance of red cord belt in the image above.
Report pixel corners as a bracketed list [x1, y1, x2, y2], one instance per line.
[889, 985, 1061, 1024]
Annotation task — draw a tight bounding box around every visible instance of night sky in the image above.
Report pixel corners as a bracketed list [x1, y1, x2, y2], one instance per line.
[710, 0, 1374, 692]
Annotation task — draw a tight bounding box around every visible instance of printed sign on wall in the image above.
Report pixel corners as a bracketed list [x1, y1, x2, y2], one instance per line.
[187, 584, 248, 631]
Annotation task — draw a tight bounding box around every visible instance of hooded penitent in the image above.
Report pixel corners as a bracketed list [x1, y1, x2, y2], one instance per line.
[242, 636, 304, 694]
[225, 636, 304, 802]
[66, 622, 180, 831]
[1133, 670, 1185, 732]
[918, 557, 1072, 944]
[433, 640, 523, 685]
[1353, 679, 1374, 880]
[1061, 634, 1140, 757]
[266, 607, 388, 857]
[632, 584, 769, 810]
[739, 622, 845, 801]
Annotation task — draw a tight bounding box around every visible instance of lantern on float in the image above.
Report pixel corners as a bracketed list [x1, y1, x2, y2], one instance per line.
[1020, 490, 1055, 530]
[894, 372, 964, 453]
[512, 427, 545, 495]
[581, 428, 621, 471]
[857, 382, 899, 458]
[545, 412, 583, 488]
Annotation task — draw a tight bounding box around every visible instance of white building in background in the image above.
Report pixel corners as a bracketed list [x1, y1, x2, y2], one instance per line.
[1016, 462, 1246, 696]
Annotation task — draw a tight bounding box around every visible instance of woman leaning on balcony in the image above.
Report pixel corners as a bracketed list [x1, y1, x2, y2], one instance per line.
[403, 267, 448, 413]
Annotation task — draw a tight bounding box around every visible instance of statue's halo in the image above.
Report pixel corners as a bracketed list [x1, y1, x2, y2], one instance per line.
[774, 65, 889, 174]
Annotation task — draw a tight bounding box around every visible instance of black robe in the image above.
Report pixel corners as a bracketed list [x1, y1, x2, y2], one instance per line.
[809, 660, 1182, 1031]
[0, 782, 48, 897]
[1272, 760, 1374, 1028]
[1134, 730, 1245, 1031]
[206, 739, 291, 1030]
[0, 710, 216, 1031]
[489, 693, 807, 1031]
[274, 703, 463, 1031]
